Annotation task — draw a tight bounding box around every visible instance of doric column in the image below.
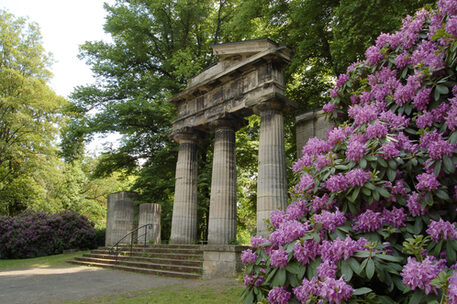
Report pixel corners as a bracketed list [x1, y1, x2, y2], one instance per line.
[257, 103, 288, 237]
[207, 119, 237, 244]
[170, 130, 199, 244]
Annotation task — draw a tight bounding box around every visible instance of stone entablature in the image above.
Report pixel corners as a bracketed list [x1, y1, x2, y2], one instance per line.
[170, 39, 292, 133]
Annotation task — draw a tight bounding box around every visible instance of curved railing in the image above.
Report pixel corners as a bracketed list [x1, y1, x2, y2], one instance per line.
[109, 224, 154, 263]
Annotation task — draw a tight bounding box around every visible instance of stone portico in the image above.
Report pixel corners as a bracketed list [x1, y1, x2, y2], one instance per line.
[169, 39, 293, 244]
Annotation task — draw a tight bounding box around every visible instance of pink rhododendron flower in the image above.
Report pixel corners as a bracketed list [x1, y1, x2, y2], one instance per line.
[353, 209, 384, 232]
[319, 276, 354, 304]
[241, 249, 257, 265]
[346, 140, 366, 162]
[270, 247, 289, 269]
[294, 240, 319, 265]
[268, 286, 291, 304]
[426, 219, 457, 242]
[401, 256, 442, 294]
[325, 173, 348, 192]
[345, 168, 371, 187]
[416, 173, 440, 191]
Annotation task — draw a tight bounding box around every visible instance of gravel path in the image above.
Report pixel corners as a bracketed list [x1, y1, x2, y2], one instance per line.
[0, 265, 236, 304]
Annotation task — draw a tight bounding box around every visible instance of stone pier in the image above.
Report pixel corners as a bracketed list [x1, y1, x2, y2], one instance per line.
[207, 119, 238, 244]
[105, 192, 137, 246]
[170, 131, 199, 244]
[169, 39, 293, 244]
[256, 103, 288, 236]
[138, 203, 161, 244]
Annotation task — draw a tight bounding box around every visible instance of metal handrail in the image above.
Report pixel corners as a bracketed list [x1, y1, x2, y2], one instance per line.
[109, 224, 154, 263]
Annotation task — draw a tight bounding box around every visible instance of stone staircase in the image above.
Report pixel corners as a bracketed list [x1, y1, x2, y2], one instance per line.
[68, 244, 203, 279]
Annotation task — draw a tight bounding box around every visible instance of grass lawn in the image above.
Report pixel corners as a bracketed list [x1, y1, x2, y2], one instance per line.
[59, 281, 244, 304]
[0, 250, 89, 270]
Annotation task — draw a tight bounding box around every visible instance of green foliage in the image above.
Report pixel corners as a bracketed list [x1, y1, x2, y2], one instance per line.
[0, 10, 66, 215]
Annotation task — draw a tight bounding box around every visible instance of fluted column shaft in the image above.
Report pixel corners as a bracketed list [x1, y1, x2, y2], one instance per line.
[170, 133, 199, 244]
[207, 121, 237, 244]
[257, 105, 288, 237]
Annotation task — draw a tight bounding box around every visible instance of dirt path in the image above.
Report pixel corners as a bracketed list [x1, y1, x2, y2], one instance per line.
[0, 265, 236, 304]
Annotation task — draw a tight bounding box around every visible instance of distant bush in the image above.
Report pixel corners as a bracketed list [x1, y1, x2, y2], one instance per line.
[95, 227, 106, 247]
[0, 210, 97, 259]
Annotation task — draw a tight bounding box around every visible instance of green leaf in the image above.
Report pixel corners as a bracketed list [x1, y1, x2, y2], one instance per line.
[353, 287, 373, 296]
[388, 159, 397, 169]
[341, 260, 353, 281]
[348, 257, 361, 275]
[360, 158, 367, 169]
[378, 158, 388, 167]
[414, 217, 423, 234]
[378, 187, 391, 198]
[362, 187, 371, 196]
[436, 84, 449, 95]
[443, 156, 455, 174]
[387, 168, 396, 182]
[450, 131, 457, 145]
[350, 187, 360, 202]
[265, 267, 278, 283]
[365, 182, 376, 190]
[366, 259, 375, 279]
[409, 290, 424, 304]
[272, 268, 286, 286]
[376, 254, 403, 262]
[434, 160, 442, 176]
[244, 289, 254, 304]
[373, 189, 380, 201]
[447, 241, 457, 264]
[431, 239, 443, 256]
[434, 87, 441, 101]
[286, 262, 302, 275]
[436, 190, 450, 201]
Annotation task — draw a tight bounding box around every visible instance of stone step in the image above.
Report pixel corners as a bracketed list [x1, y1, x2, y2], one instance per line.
[74, 257, 202, 274]
[94, 247, 203, 256]
[83, 253, 202, 267]
[91, 249, 203, 261]
[68, 260, 201, 279]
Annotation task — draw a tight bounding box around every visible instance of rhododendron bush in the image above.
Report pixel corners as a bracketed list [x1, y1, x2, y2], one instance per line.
[241, 1, 457, 303]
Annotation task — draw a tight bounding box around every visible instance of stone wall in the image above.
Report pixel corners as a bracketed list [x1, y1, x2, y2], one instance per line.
[295, 109, 332, 157]
[202, 245, 250, 278]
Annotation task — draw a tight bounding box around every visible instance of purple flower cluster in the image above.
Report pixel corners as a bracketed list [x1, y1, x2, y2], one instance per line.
[270, 247, 289, 268]
[426, 219, 457, 242]
[401, 256, 442, 294]
[243, 274, 265, 288]
[416, 173, 440, 191]
[294, 240, 319, 265]
[241, 249, 257, 265]
[0, 211, 97, 259]
[448, 273, 457, 303]
[313, 209, 346, 233]
[270, 220, 310, 245]
[353, 209, 384, 232]
[319, 236, 367, 262]
[293, 276, 354, 304]
[268, 287, 291, 304]
[345, 169, 371, 187]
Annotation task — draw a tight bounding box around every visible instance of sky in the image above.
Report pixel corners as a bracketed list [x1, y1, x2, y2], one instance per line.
[1, 0, 119, 154]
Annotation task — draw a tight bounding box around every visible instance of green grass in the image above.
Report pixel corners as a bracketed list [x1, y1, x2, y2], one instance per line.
[59, 281, 244, 304]
[0, 250, 89, 270]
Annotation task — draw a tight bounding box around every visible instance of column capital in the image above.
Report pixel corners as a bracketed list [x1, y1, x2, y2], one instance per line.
[209, 114, 247, 131]
[171, 127, 204, 144]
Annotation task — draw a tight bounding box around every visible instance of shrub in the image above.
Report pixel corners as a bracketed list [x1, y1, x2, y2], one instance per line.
[242, 1, 457, 303]
[0, 210, 97, 259]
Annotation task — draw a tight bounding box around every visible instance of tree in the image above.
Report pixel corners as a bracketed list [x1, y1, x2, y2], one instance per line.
[63, 0, 237, 240]
[0, 10, 67, 215]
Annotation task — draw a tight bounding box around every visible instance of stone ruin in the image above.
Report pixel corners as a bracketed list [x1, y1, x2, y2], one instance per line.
[105, 192, 161, 246]
[168, 39, 294, 244]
